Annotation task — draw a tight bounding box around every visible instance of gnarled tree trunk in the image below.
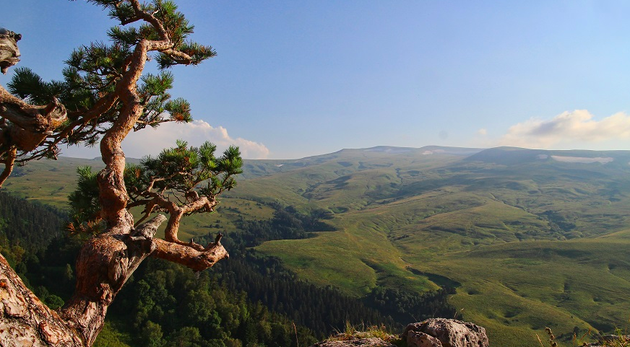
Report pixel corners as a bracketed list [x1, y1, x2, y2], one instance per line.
[0, 29, 67, 189]
[0, 215, 228, 346]
[0, 2, 229, 345]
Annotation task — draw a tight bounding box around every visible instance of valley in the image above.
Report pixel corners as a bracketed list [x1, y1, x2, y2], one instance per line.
[4, 146, 630, 347]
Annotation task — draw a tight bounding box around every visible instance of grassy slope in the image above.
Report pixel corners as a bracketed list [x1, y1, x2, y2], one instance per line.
[5, 147, 630, 347]
[3, 157, 105, 209]
[2, 157, 276, 240]
[246, 148, 630, 347]
[400, 235, 630, 345]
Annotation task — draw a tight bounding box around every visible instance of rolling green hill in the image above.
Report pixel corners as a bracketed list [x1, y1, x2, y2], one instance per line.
[235, 146, 630, 346]
[4, 146, 630, 347]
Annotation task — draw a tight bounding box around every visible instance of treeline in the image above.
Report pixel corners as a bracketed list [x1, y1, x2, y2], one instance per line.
[364, 287, 457, 324]
[0, 193, 457, 346]
[208, 250, 394, 336]
[109, 258, 319, 347]
[204, 204, 456, 335]
[0, 190, 72, 310]
[199, 206, 396, 335]
[103, 204, 349, 346]
[0, 191, 80, 310]
[0, 191, 67, 263]
[225, 204, 335, 249]
[17, 233, 319, 346]
[0, 195, 321, 346]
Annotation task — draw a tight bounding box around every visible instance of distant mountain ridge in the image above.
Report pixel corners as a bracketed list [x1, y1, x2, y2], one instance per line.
[239, 145, 630, 179]
[225, 145, 630, 347]
[239, 145, 481, 179]
[465, 146, 630, 166]
[7, 144, 630, 347]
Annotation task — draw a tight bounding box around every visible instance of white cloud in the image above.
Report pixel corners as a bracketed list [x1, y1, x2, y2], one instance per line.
[498, 110, 630, 148]
[61, 120, 270, 159]
[477, 128, 487, 136]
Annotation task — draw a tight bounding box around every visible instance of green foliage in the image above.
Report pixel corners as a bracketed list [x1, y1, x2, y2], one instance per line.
[0, 193, 317, 346]
[169, 327, 205, 347]
[94, 322, 133, 347]
[3, 190, 434, 346]
[139, 321, 165, 347]
[95, 0, 217, 68]
[207, 236, 402, 337]
[65, 141, 242, 233]
[226, 204, 335, 248]
[329, 322, 400, 345]
[0, 191, 66, 257]
[364, 286, 456, 324]
[44, 294, 65, 310]
[164, 98, 191, 123]
[6, 67, 65, 105]
[110, 258, 317, 347]
[129, 140, 242, 197]
[67, 166, 102, 234]
[8, 147, 630, 347]
[6, 0, 216, 160]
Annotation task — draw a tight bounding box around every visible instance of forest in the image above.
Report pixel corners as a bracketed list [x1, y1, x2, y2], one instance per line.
[0, 190, 455, 346]
[0, 1, 531, 345]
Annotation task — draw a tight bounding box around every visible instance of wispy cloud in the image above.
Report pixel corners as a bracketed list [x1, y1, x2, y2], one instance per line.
[61, 120, 270, 159]
[498, 110, 630, 148]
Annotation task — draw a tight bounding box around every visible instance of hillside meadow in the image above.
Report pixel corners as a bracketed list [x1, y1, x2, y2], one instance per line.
[4, 146, 630, 347]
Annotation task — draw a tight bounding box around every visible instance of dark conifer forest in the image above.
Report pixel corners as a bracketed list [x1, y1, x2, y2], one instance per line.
[0, 191, 455, 346]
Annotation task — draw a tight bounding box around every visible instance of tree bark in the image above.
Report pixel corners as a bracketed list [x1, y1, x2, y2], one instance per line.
[0, 2, 226, 345]
[0, 30, 68, 188]
[0, 85, 68, 189]
[0, 29, 20, 74]
[0, 215, 229, 346]
[0, 253, 82, 346]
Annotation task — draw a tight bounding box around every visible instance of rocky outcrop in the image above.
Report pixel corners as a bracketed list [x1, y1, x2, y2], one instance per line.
[310, 336, 396, 347]
[405, 330, 444, 347]
[309, 318, 489, 347]
[403, 318, 489, 347]
[585, 334, 630, 347]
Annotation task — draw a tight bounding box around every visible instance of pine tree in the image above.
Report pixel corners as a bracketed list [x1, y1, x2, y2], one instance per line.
[0, 1, 236, 345]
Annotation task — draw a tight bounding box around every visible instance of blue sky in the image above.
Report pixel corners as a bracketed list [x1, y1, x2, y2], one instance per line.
[3, 1, 630, 159]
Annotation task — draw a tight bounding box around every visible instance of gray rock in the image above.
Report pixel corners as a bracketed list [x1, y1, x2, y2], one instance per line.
[310, 318, 488, 347]
[407, 330, 444, 347]
[403, 318, 489, 347]
[310, 337, 395, 347]
[585, 334, 630, 347]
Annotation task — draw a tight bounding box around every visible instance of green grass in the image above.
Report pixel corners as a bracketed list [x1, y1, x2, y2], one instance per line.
[6, 148, 630, 347]
[246, 148, 630, 347]
[415, 237, 630, 346]
[258, 216, 439, 296]
[259, 224, 630, 346]
[3, 157, 104, 210]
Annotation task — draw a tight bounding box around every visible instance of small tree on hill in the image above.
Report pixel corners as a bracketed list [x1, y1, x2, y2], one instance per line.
[0, 1, 240, 345]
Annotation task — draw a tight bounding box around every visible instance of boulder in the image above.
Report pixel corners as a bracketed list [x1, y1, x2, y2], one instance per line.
[403, 318, 489, 347]
[406, 330, 444, 347]
[309, 318, 488, 347]
[585, 334, 630, 347]
[310, 336, 395, 347]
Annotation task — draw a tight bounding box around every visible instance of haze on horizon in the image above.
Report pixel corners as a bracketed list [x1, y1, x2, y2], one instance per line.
[3, 1, 630, 160]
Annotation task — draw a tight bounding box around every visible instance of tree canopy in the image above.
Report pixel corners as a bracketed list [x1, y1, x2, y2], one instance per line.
[0, 1, 240, 345]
